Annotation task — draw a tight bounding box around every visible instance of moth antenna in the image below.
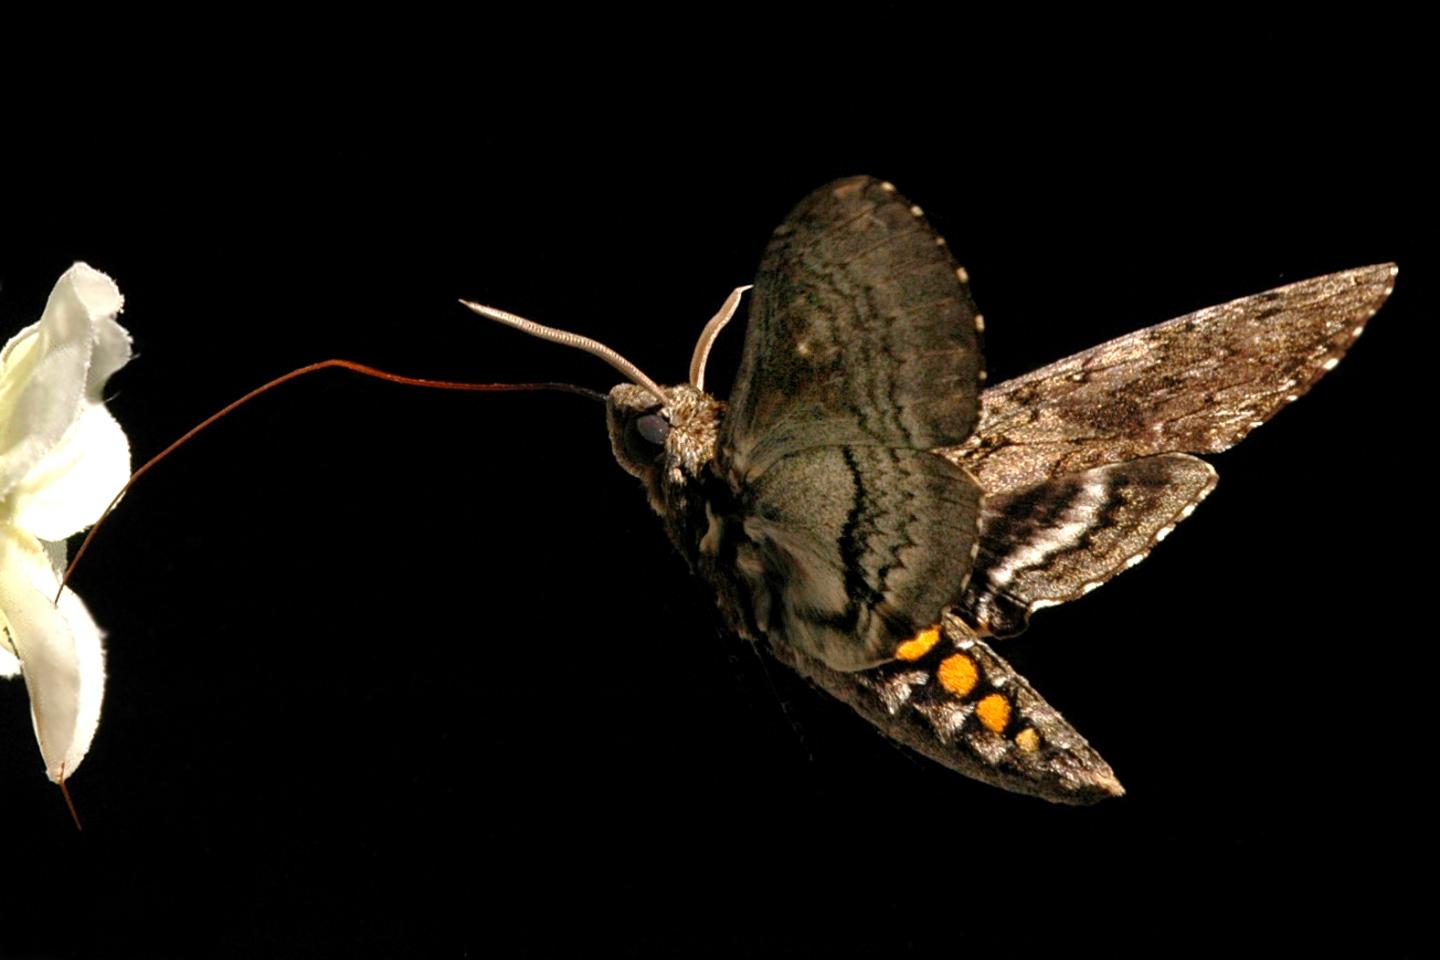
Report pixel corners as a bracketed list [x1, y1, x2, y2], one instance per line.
[459, 300, 671, 406]
[57, 360, 604, 602]
[688, 285, 751, 392]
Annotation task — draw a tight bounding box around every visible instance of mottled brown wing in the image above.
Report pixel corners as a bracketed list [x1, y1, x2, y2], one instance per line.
[946, 264, 1396, 495]
[715, 176, 984, 674]
[721, 176, 982, 480]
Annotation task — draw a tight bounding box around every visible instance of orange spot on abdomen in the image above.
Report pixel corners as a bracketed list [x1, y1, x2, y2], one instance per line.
[938, 654, 979, 696]
[976, 693, 1011, 734]
[896, 624, 942, 661]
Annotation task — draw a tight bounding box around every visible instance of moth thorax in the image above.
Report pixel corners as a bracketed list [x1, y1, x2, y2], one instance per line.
[662, 384, 724, 481]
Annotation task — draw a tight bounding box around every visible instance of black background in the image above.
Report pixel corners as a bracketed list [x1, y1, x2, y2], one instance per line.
[0, 63, 1432, 957]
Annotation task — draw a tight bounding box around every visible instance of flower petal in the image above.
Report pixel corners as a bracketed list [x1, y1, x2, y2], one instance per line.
[9, 403, 132, 540]
[0, 606, 22, 677]
[0, 263, 131, 503]
[0, 526, 105, 781]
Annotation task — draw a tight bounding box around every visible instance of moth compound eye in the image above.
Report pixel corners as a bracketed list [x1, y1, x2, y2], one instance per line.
[636, 413, 670, 446]
[618, 410, 670, 470]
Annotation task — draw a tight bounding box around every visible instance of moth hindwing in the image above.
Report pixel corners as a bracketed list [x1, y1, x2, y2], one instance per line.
[498, 176, 1394, 804]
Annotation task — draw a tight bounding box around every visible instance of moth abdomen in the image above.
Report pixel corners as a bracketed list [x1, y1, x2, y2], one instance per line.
[775, 612, 1123, 805]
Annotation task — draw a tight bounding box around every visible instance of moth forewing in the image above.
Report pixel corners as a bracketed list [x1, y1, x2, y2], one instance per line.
[950, 264, 1397, 494]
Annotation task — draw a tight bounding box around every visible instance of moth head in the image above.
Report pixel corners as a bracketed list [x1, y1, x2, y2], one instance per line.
[606, 382, 724, 512]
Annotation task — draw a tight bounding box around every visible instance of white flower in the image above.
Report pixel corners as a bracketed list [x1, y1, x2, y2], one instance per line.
[0, 263, 131, 782]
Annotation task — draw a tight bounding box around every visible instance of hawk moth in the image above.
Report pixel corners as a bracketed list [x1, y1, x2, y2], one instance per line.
[466, 176, 1395, 804]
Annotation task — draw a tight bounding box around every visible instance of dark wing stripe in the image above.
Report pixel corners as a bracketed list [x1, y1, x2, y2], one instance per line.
[739, 445, 979, 671]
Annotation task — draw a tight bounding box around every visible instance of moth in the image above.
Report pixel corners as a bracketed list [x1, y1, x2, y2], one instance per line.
[465, 176, 1395, 804]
